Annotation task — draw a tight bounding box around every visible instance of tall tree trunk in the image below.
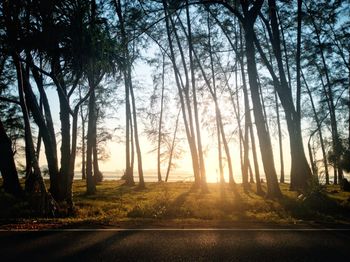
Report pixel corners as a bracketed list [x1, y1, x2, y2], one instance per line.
[129, 70, 145, 188]
[66, 110, 79, 206]
[86, 88, 96, 194]
[302, 70, 330, 184]
[23, 58, 60, 200]
[314, 24, 343, 183]
[239, 32, 262, 193]
[162, 0, 200, 187]
[66, 82, 93, 206]
[93, 109, 103, 183]
[308, 135, 317, 176]
[187, 1, 207, 190]
[3, 1, 55, 214]
[208, 16, 224, 186]
[242, 10, 281, 197]
[157, 55, 165, 182]
[165, 109, 181, 182]
[241, 42, 250, 191]
[254, 0, 312, 190]
[93, 143, 103, 183]
[57, 86, 71, 199]
[170, 12, 202, 188]
[296, 0, 302, 118]
[79, 88, 87, 180]
[275, 90, 285, 183]
[14, 55, 54, 214]
[115, 0, 134, 186]
[186, 21, 235, 187]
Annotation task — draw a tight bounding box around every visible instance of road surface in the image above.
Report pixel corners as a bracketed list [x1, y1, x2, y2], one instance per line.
[1, 228, 350, 261]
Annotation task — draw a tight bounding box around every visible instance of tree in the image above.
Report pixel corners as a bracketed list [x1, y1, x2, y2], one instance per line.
[114, 0, 146, 188]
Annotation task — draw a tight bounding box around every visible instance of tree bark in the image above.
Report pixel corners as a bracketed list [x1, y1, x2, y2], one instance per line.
[157, 55, 165, 182]
[86, 88, 96, 194]
[165, 109, 181, 182]
[274, 90, 285, 183]
[23, 57, 60, 199]
[241, 2, 281, 197]
[187, 0, 207, 190]
[162, 0, 201, 187]
[302, 70, 329, 184]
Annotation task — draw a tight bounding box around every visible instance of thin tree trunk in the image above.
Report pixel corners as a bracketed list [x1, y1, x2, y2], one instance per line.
[308, 135, 317, 176]
[240, 25, 250, 191]
[66, 110, 78, 205]
[170, 11, 201, 188]
[115, 0, 134, 186]
[277, 10, 292, 91]
[93, 109, 103, 183]
[296, 0, 302, 118]
[185, 20, 235, 187]
[315, 63, 338, 184]
[129, 73, 145, 188]
[208, 16, 224, 187]
[165, 109, 181, 182]
[3, 2, 55, 213]
[15, 54, 54, 214]
[79, 87, 86, 180]
[313, 22, 343, 182]
[86, 88, 96, 194]
[187, 1, 207, 190]
[25, 55, 60, 199]
[275, 90, 285, 183]
[254, 0, 312, 190]
[242, 6, 281, 197]
[239, 39, 263, 193]
[302, 70, 329, 184]
[162, 0, 200, 187]
[157, 55, 165, 182]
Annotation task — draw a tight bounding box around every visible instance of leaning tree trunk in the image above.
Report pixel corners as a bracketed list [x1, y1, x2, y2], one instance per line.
[267, 0, 312, 190]
[302, 70, 330, 184]
[186, 0, 207, 190]
[3, 1, 55, 214]
[240, 37, 262, 194]
[165, 109, 181, 182]
[170, 12, 202, 189]
[23, 59, 60, 200]
[162, 0, 201, 187]
[129, 68, 145, 189]
[14, 55, 56, 215]
[157, 55, 165, 182]
[243, 18, 281, 198]
[274, 90, 285, 183]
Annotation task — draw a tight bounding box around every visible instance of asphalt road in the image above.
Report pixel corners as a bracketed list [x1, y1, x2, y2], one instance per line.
[1, 228, 350, 261]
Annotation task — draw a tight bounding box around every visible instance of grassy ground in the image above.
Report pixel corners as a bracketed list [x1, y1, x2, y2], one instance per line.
[1, 179, 350, 229]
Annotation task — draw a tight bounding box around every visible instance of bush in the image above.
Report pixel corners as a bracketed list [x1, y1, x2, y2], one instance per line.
[340, 178, 350, 192]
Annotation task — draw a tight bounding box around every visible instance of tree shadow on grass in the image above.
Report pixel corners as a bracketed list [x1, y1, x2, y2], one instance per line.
[270, 191, 350, 223]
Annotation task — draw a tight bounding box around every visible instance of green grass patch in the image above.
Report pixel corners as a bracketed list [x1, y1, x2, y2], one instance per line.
[1, 179, 350, 227]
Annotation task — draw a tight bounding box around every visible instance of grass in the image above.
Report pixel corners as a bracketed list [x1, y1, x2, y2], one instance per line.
[1, 179, 350, 229]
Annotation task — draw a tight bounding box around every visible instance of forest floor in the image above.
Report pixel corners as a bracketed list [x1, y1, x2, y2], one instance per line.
[1, 180, 350, 230]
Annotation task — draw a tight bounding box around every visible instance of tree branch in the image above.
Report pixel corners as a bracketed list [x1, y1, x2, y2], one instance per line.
[0, 96, 21, 105]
